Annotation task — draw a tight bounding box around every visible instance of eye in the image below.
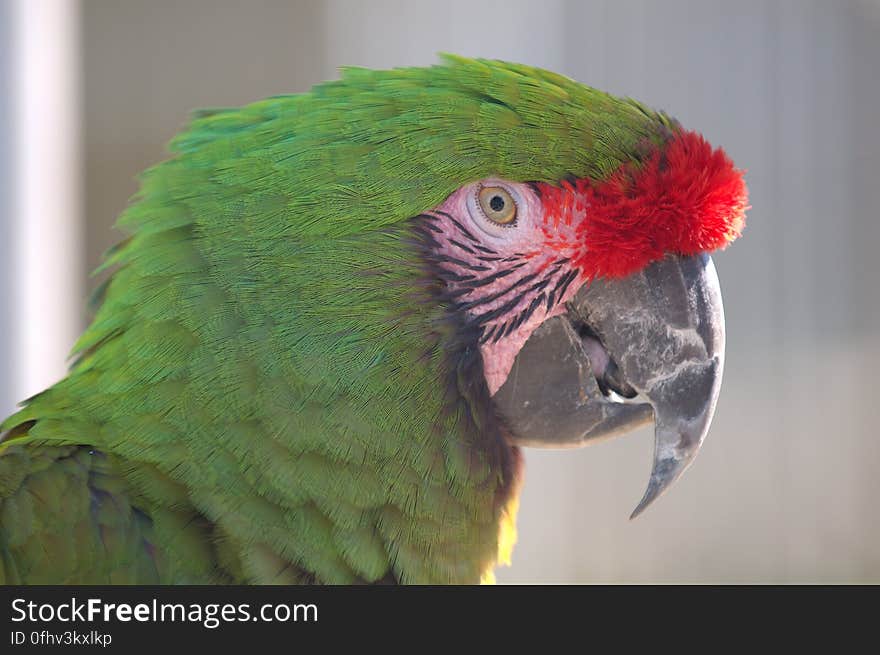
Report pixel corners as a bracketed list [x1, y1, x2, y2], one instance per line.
[477, 186, 517, 225]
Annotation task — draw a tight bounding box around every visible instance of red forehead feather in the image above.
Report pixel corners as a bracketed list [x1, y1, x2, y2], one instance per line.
[540, 130, 748, 280]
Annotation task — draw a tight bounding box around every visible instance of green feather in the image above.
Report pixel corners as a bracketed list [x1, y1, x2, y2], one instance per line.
[1, 56, 672, 584]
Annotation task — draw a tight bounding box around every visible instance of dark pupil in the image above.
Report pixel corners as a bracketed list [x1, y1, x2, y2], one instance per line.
[489, 195, 505, 212]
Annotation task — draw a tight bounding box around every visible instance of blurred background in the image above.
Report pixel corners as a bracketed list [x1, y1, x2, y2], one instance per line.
[1, 0, 879, 582]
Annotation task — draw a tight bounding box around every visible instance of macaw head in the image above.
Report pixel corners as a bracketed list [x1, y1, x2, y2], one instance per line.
[403, 61, 747, 517]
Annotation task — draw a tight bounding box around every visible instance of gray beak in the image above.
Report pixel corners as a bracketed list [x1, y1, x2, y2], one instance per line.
[493, 254, 725, 518]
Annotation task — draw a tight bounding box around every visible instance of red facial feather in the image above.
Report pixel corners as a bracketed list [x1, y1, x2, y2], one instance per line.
[538, 129, 749, 280]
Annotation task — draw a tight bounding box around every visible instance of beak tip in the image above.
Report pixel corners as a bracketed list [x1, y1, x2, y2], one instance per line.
[628, 448, 698, 520]
[628, 502, 650, 521]
[628, 480, 664, 520]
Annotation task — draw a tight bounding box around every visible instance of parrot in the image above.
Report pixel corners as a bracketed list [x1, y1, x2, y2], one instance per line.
[0, 55, 747, 585]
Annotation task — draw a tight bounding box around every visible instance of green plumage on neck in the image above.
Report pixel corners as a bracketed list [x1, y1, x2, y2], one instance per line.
[0, 56, 670, 584]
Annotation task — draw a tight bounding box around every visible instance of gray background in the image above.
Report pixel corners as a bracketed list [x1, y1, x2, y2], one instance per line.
[1, 0, 878, 582]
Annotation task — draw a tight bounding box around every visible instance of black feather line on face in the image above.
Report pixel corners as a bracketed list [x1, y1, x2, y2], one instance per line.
[468, 293, 525, 328]
[433, 210, 481, 244]
[491, 322, 509, 344]
[425, 253, 491, 272]
[449, 239, 477, 255]
[480, 324, 497, 344]
[525, 273, 554, 295]
[455, 272, 539, 313]
[516, 293, 547, 331]
[507, 310, 529, 334]
[540, 261, 569, 310]
[456, 262, 527, 290]
[416, 214, 445, 233]
[410, 226, 442, 250]
[551, 269, 579, 306]
[502, 319, 521, 339]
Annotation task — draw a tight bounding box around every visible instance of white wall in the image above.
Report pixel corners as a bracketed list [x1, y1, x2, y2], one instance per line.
[319, 0, 567, 75]
[0, 0, 13, 418]
[1, 0, 82, 418]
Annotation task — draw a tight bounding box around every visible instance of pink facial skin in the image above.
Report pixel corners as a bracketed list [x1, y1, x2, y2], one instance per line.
[421, 178, 588, 396]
